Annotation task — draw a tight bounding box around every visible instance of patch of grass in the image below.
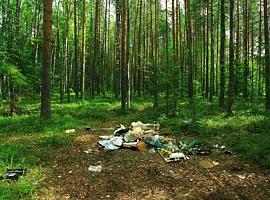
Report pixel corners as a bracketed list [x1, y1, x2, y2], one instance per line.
[225, 132, 270, 168]
[0, 142, 42, 200]
[0, 168, 40, 200]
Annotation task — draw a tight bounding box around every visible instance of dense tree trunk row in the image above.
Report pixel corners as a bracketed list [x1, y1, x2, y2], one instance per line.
[0, 0, 270, 118]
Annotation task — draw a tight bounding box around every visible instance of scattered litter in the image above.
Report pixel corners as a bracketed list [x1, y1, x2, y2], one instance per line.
[0, 169, 27, 181]
[99, 140, 121, 150]
[65, 129, 76, 134]
[110, 137, 124, 147]
[113, 124, 128, 136]
[136, 140, 147, 152]
[167, 168, 174, 174]
[148, 148, 156, 154]
[157, 148, 188, 163]
[99, 135, 113, 140]
[224, 148, 233, 155]
[123, 132, 137, 143]
[179, 140, 212, 155]
[84, 149, 100, 154]
[212, 161, 220, 166]
[123, 142, 138, 148]
[130, 127, 144, 139]
[130, 121, 160, 131]
[170, 153, 188, 160]
[236, 174, 246, 180]
[88, 165, 102, 172]
[85, 127, 91, 131]
[98, 136, 124, 150]
[145, 138, 168, 149]
[196, 149, 211, 156]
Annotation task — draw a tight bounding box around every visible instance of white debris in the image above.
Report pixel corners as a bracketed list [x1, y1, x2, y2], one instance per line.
[110, 137, 124, 147]
[99, 135, 113, 140]
[65, 129, 76, 134]
[130, 121, 160, 131]
[88, 165, 102, 172]
[170, 153, 188, 160]
[236, 174, 246, 180]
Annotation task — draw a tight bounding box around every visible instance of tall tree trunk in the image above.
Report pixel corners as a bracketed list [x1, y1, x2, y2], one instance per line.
[228, 0, 235, 115]
[251, 19, 254, 105]
[165, 0, 169, 115]
[258, 0, 263, 98]
[243, 0, 249, 100]
[264, 0, 270, 110]
[74, 0, 79, 98]
[65, 0, 71, 103]
[93, 0, 100, 97]
[41, 0, 52, 119]
[81, 0, 86, 100]
[185, 0, 194, 117]
[219, 0, 225, 107]
[137, 0, 143, 97]
[215, 1, 220, 96]
[210, 0, 215, 102]
[172, 0, 178, 110]
[235, 0, 240, 97]
[153, 0, 159, 110]
[56, 0, 63, 104]
[121, 0, 128, 111]
[114, 0, 121, 98]
[205, 0, 209, 99]
[127, 0, 130, 108]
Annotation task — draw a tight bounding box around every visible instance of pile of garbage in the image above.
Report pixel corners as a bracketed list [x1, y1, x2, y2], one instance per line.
[96, 121, 232, 164]
[99, 121, 159, 151]
[98, 121, 189, 162]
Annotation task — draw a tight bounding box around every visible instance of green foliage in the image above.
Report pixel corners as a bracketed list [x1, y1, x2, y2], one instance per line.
[0, 168, 40, 200]
[0, 141, 41, 200]
[226, 133, 270, 168]
[0, 64, 28, 86]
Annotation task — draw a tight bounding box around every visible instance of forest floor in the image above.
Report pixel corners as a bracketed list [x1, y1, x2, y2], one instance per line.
[1, 97, 270, 199]
[37, 123, 270, 200]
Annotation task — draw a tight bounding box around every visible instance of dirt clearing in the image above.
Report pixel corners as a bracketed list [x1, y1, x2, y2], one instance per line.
[37, 126, 270, 200]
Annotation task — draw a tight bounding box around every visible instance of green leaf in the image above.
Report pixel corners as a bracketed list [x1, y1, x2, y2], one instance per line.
[0, 64, 28, 86]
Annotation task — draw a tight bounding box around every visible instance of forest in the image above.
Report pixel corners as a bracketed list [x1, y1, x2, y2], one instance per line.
[0, 0, 270, 199]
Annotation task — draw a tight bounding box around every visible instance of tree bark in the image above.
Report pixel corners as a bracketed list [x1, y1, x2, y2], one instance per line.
[41, 0, 52, 119]
[219, 0, 225, 107]
[210, 0, 215, 102]
[81, 0, 86, 100]
[228, 0, 235, 115]
[121, 0, 128, 111]
[185, 0, 194, 117]
[114, 0, 121, 98]
[74, 0, 79, 98]
[264, 0, 270, 110]
[243, 0, 249, 100]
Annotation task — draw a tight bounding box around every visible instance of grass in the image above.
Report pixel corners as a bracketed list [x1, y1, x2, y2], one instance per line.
[0, 95, 270, 199]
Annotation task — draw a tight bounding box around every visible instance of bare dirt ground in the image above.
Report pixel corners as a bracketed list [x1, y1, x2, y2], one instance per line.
[37, 124, 270, 200]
